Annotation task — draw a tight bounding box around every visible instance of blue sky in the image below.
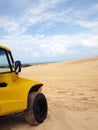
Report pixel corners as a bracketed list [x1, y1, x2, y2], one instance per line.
[0, 0, 98, 63]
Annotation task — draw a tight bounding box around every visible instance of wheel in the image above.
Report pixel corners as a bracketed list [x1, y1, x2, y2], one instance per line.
[24, 92, 48, 125]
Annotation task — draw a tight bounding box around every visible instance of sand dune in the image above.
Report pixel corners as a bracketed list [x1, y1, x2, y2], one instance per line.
[0, 57, 98, 130]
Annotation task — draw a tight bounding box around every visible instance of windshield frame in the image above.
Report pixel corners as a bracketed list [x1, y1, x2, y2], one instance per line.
[0, 48, 14, 74]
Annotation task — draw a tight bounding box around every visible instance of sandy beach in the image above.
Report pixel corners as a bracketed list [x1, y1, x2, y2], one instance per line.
[0, 56, 98, 130]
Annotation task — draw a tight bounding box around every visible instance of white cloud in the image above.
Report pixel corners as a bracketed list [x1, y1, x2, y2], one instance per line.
[69, 34, 98, 48]
[0, 16, 26, 35]
[81, 35, 98, 47]
[76, 20, 98, 28]
[0, 17, 18, 32]
[0, 0, 71, 36]
[0, 0, 97, 36]
[1, 32, 98, 54]
[1, 30, 98, 63]
[23, 1, 71, 27]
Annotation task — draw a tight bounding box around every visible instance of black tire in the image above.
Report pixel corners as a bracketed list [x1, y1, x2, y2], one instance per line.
[24, 92, 48, 125]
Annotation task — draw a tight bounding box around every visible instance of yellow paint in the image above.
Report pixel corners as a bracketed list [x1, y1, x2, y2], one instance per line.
[0, 45, 11, 51]
[0, 72, 43, 115]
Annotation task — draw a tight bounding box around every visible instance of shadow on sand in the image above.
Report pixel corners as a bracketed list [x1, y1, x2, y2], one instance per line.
[0, 113, 28, 130]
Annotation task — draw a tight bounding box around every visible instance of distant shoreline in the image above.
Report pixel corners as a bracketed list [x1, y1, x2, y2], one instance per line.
[21, 61, 60, 67]
[21, 56, 98, 67]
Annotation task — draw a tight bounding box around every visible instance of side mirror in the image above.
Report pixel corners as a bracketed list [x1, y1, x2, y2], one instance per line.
[15, 61, 21, 73]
